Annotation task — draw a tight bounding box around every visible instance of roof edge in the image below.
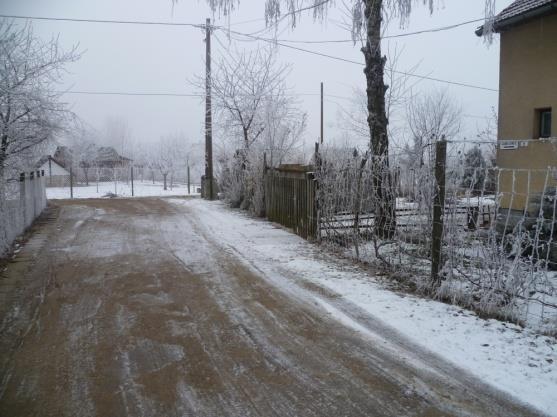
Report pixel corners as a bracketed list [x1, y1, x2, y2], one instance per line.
[475, 2, 557, 36]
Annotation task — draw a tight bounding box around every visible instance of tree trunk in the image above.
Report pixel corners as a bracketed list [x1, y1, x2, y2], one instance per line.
[361, 0, 396, 239]
[163, 173, 168, 190]
[353, 156, 369, 260]
[0, 133, 8, 173]
[0, 153, 8, 254]
[243, 127, 249, 151]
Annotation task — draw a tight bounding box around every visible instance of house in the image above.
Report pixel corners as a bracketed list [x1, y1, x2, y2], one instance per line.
[476, 0, 557, 215]
[93, 147, 132, 168]
[52, 145, 132, 169]
[49, 145, 133, 184]
[35, 155, 70, 187]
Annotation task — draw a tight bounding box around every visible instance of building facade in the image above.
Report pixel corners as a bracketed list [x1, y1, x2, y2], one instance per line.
[479, 0, 557, 212]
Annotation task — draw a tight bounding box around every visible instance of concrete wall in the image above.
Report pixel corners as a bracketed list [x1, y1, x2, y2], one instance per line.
[497, 12, 557, 211]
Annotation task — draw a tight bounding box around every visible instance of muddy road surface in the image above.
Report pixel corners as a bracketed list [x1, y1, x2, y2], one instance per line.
[0, 198, 544, 417]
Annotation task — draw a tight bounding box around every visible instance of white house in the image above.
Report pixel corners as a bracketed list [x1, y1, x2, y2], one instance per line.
[36, 156, 70, 187]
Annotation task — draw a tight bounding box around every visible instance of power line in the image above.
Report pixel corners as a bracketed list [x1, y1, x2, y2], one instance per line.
[60, 90, 203, 97]
[1, 13, 499, 93]
[224, 29, 499, 93]
[251, 17, 486, 44]
[384, 17, 485, 39]
[0, 13, 483, 41]
[58, 89, 334, 98]
[0, 14, 204, 28]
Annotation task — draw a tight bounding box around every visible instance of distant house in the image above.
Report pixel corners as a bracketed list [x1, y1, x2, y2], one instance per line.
[36, 156, 70, 187]
[47, 145, 133, 185]
[52, 145, 132, 168]
[93, 147, 132, 168]
[476, 0, 557, 214]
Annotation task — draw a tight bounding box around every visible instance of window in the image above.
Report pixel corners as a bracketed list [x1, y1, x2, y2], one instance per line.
[539, 108, 552, 138]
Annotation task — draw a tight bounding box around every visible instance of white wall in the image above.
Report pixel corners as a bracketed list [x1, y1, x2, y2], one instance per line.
[40, 159, 69, 176]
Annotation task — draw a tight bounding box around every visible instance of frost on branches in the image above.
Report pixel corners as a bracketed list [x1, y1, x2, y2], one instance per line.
[0, 20, 79, 254]
[204, 45, 306, 215]
[315, 139, 557, 334]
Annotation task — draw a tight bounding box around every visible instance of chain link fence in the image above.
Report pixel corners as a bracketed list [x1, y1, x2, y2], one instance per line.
[0, 170, 47, 255]
[45, 165, 199, 199]
[315, 141, 557, 333]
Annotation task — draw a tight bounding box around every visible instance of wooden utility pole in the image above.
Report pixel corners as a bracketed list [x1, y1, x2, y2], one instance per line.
[431, 137, 447, 289]
[320, 82, 324, 144]
[204, 18, 214, 200]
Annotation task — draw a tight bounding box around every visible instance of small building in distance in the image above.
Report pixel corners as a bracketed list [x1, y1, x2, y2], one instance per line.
[35, 155, 70, 187]
[94, 147, 133, 168]
[477, 0, 557, 215]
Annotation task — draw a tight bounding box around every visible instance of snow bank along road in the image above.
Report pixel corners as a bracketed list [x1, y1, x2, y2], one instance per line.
[0, 197, 547, 417]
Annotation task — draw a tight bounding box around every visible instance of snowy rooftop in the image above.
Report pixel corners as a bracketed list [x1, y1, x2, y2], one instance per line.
[497, 0, 555, 22]
[476, 0, 556, 35]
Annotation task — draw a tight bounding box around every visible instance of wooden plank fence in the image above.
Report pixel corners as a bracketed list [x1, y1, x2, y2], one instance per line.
[264, 165, 318, 240]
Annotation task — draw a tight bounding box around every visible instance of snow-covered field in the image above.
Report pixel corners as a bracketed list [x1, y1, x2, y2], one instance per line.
[178, 199, 557, 416]
[46, 181, 200, 199]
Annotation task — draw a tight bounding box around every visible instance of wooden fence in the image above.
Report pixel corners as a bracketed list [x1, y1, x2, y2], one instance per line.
[264, 165, 318, 240]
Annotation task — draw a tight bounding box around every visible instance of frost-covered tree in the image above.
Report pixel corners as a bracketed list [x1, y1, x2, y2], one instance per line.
[260, 90, 306, 167]
[406, 89, 462, 167]
[191, 0, 497, 237]
[0, 20, 79, 177]
[0, 20, 79, 253]
[203, 45, 306, 212]
[461, 146, 487, 194]
[210, 45, 289, 150]
[102, 116, 133, 159]
[64, 126, 98, 185]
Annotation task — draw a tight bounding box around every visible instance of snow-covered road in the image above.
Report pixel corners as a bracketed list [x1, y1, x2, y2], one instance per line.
[0, 197, 550, 416]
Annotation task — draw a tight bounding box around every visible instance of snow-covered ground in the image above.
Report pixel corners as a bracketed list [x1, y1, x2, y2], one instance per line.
[178, 198, 557, 416]
[46, 181, 200, 199]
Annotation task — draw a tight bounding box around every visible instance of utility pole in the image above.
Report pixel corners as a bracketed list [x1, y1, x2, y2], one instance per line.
[204, 17, 214, 200]
[320, 82, 324, 144]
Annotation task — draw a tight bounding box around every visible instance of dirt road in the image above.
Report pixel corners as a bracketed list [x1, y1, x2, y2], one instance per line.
[0, 198, 544, 417]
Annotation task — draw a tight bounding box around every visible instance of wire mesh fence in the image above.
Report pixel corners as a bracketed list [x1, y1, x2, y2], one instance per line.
[0, 170, 47, 255]
[314, 141, 557, 333]
[44, 165, 199, 199]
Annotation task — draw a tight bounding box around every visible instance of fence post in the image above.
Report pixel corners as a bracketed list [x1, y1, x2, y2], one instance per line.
[35, 170, 40, 217]
[431, 138, 447, 288]
[70, 166, 74, 199]
[41, 170, 46, 207]
[131, 165, 134, 197]
[314, 142, 321, 241]
[187, 164, 191, 195]
[19, 173, 26, 227]
[262, 152, 268, 217]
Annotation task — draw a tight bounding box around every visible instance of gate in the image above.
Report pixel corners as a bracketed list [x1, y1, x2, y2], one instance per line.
[264, 165, 318, 240]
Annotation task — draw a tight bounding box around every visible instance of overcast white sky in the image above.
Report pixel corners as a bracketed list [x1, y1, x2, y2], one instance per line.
[1, 0, 513, 155]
